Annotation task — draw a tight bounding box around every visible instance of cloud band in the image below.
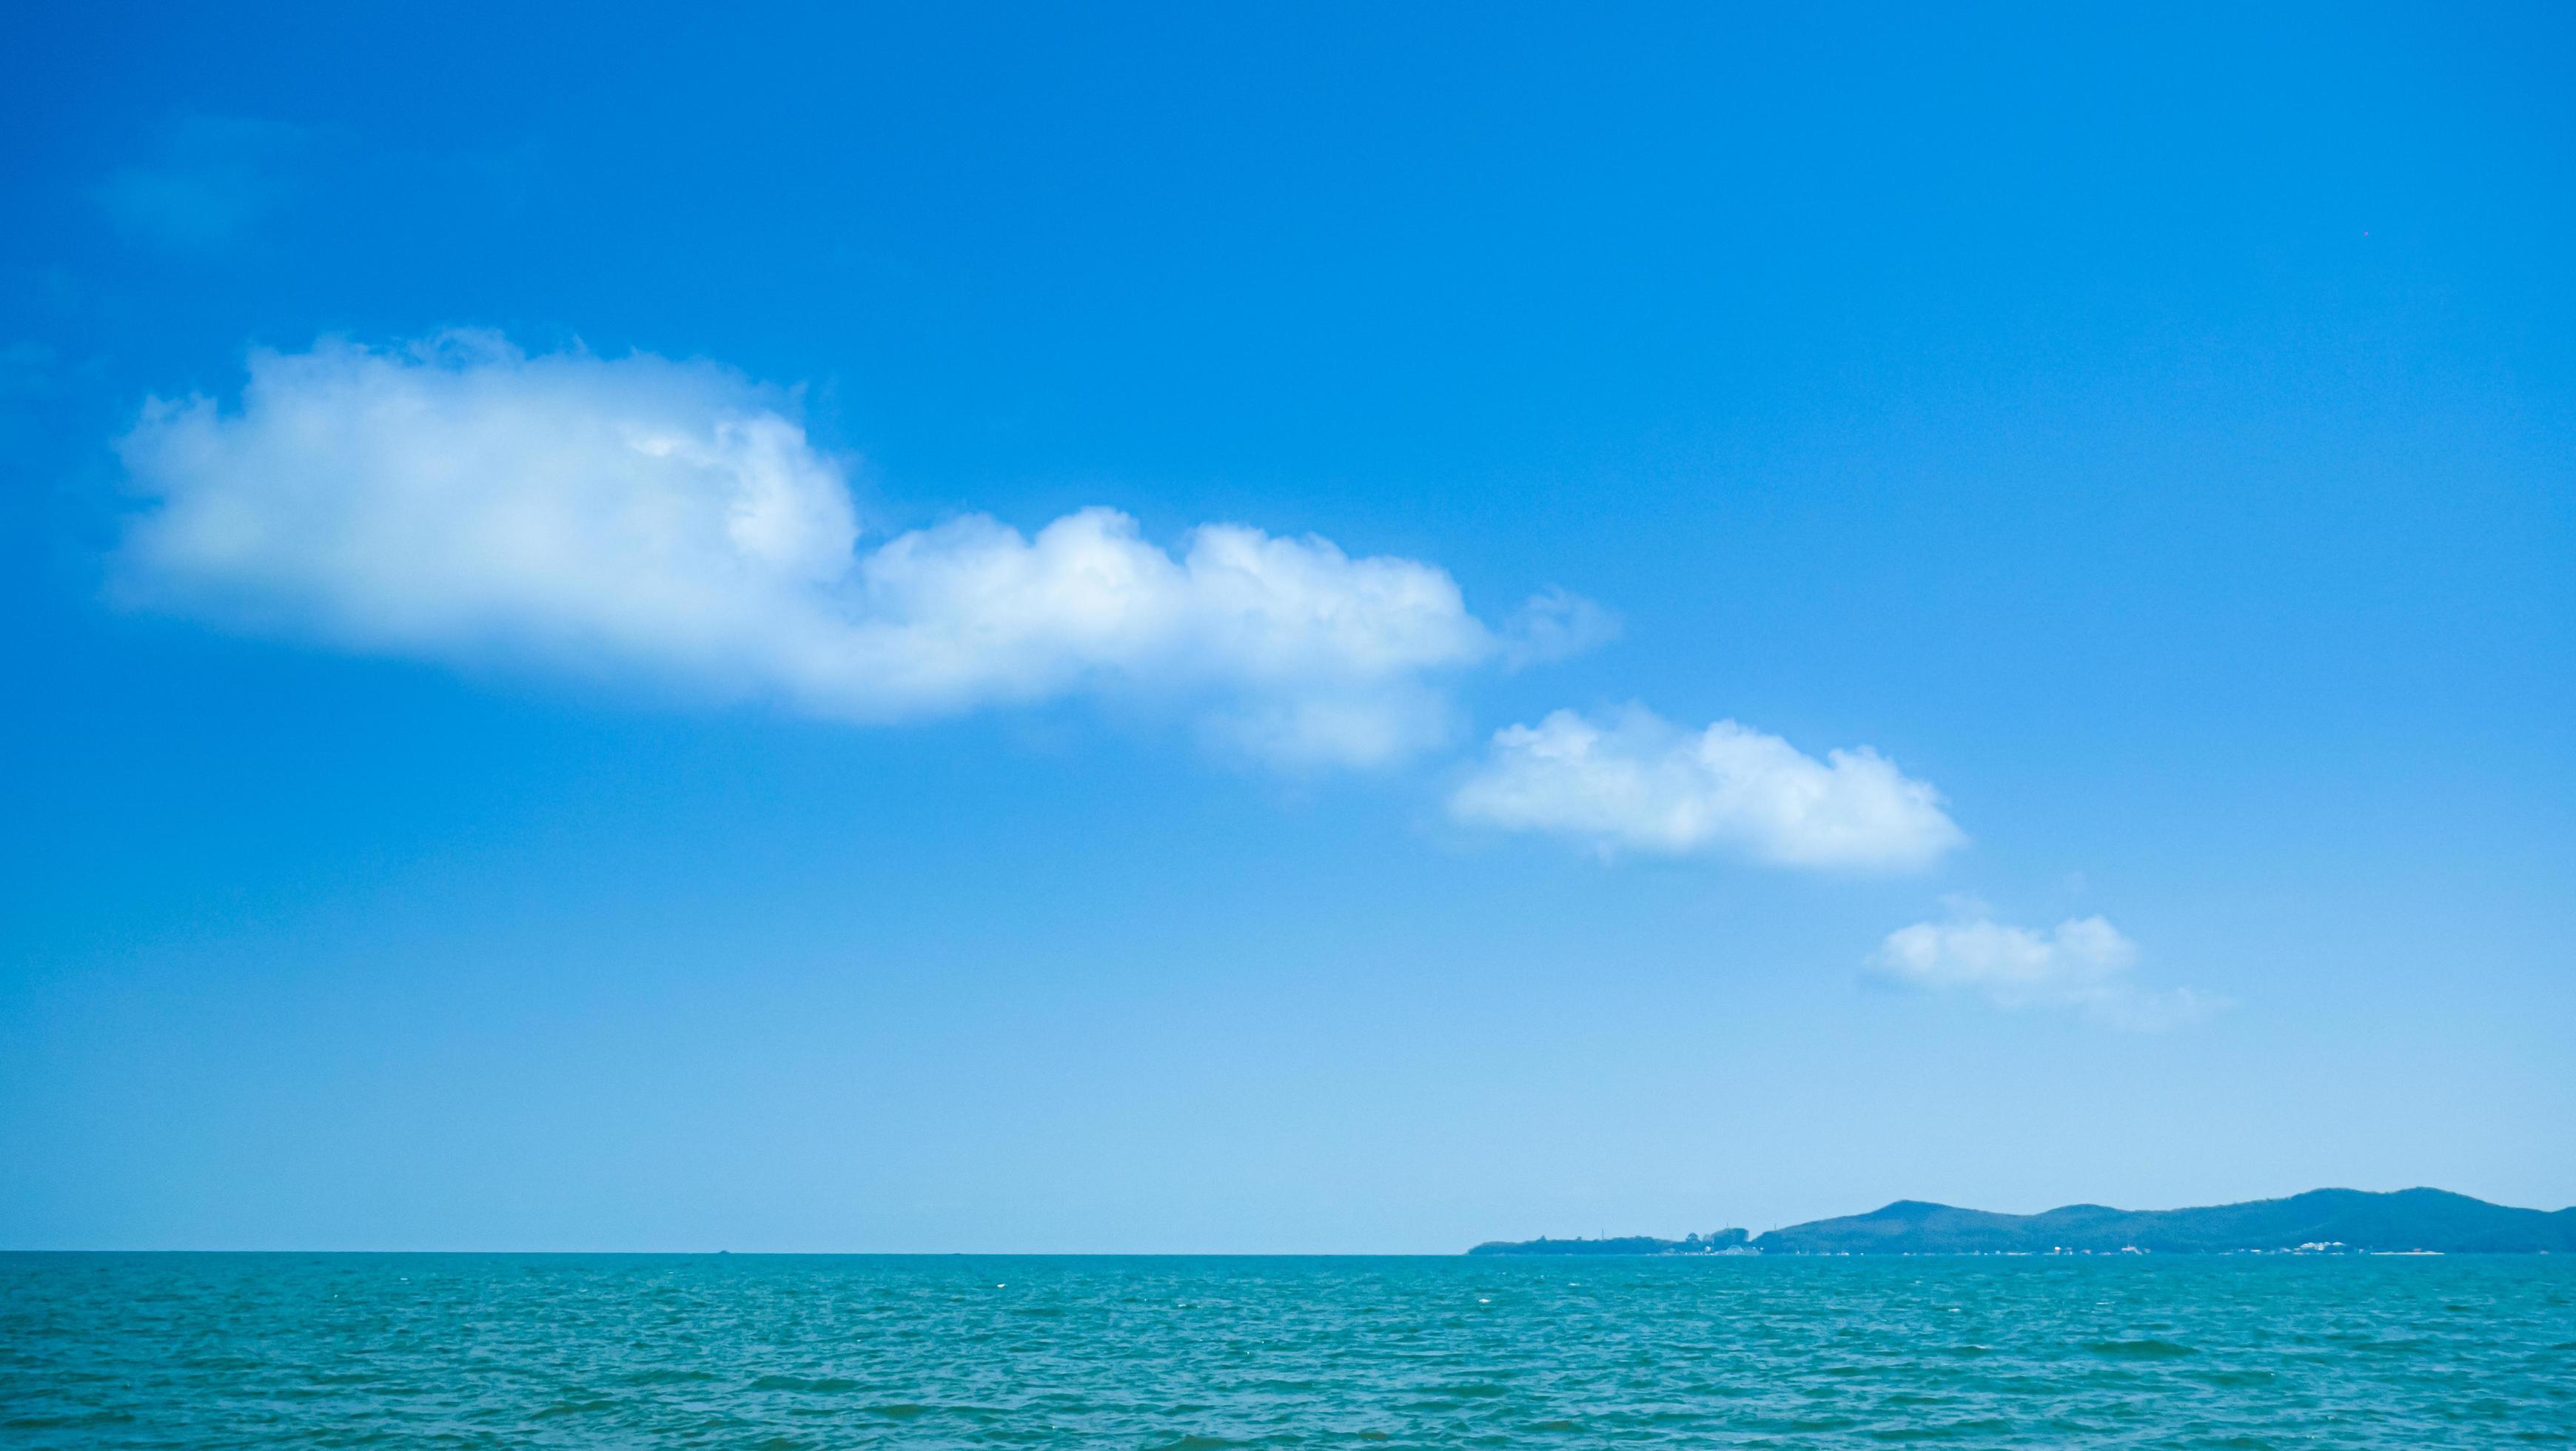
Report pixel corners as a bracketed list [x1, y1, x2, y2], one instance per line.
[114, 332, 1580, 767]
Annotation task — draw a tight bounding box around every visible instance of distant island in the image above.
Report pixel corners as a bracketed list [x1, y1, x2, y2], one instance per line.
[1469, 1188, 2576, 1256]
[1469, 1229, 1755, 1257]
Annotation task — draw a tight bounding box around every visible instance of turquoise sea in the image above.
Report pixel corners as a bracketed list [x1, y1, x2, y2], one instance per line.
[3, 1253, 2571, 1447]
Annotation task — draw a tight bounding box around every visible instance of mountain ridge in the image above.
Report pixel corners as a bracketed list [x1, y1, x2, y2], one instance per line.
[1468, 1188, 2576, 1256]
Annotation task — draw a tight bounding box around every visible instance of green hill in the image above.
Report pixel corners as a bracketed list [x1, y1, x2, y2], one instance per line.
[1470, 1189, 2576, 1256]
[1754, 1188, 2576, 1255]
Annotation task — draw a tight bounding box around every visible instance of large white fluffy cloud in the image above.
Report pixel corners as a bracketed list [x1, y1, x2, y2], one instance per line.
[1871, 908, 2219, 1030]
[113, 332, 1560, 766]
[1446, 706, 1964, 870]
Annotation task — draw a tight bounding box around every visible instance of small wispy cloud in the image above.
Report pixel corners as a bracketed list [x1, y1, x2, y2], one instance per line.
[1446, 705, 1963, 871]
[95, 114, 315, 251]
[113, 331, 1608, 769]
[0, 341, 60, 398]
[1870, 904, 2221, 1031]
[1499, 588, 1620, 669]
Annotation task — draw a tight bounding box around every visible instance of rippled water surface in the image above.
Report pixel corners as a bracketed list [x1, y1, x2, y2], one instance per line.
[4, 1253, 2572, 1447]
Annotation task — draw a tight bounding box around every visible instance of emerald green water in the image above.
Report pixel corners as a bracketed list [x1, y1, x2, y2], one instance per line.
[3, 1253, 2570, 1447]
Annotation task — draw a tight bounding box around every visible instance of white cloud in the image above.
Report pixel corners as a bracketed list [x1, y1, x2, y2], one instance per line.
[1499, 588, 1620, 669]
[1871, 907, 2220, 1030]
[114, 332, 1594, 767]
[1446, 705, 1963, 870]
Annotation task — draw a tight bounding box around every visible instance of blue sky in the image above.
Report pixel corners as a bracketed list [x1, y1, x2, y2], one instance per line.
[2, 1, 2569, 1251]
